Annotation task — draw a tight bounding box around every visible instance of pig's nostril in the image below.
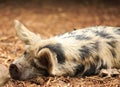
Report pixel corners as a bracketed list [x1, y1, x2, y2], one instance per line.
[9, 64, 21, 80]
[10, 64, 19, 73]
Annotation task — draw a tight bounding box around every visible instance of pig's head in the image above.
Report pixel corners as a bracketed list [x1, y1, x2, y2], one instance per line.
[9, 20, 56, 80]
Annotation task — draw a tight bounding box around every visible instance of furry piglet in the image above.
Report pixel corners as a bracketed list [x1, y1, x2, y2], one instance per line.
[9, 20, 120, 80]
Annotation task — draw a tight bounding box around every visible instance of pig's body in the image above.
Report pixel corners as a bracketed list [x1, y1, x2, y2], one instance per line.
[9, 20, 120, 80]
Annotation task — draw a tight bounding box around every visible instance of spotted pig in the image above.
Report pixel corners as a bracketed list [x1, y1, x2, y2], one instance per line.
[9, 20, 120, 80]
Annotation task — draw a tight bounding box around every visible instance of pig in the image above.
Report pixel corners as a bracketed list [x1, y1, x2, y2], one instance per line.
[9, 20, 120, 80]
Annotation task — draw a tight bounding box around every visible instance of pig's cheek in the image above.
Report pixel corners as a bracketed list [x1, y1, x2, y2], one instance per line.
[20, 67, 37, 80]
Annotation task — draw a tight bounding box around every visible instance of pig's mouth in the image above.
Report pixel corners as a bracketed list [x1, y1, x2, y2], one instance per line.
[9, 64, 22, 80]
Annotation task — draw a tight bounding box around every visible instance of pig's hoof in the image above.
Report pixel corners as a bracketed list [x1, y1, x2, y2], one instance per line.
[99, 69, 120, 77]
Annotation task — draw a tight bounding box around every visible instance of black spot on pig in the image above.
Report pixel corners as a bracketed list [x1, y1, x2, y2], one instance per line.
[39, 43, 65, 64]
[109, 49, 116, 58]
[94, 31, 114, 39]
[79, 46, 91, 60]
[76, 35, 91, 40]
[89, 42, 99, 51]
[83, 63, 96, 76]
[114, 29, 120, 35]
[107, 41, 116, 48]
[99, 60, 107, 70]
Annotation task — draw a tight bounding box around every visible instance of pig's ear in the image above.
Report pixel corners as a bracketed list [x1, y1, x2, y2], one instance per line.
[14, 20, 41, 45]
[37, 48, 55, 73]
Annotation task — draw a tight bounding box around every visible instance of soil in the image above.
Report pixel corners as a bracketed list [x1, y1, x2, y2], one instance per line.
[0, 0, 120, 87]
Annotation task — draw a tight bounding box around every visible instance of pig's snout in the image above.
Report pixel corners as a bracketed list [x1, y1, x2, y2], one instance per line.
[9, 64, 21, 80]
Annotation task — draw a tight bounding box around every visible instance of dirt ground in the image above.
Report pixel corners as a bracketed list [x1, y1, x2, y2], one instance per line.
[0, 0, 120, 87]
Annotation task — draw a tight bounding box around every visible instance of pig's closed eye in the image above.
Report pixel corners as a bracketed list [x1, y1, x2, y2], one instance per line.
[24, 51, 30, 58]
[24, 51, 27, 55]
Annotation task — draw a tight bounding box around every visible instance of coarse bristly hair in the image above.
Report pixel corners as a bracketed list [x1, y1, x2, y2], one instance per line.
[9, 20, 120, 80]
